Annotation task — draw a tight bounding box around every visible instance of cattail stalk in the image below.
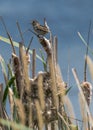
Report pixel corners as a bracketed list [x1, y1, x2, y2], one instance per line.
[37, 72, 45, 111]
[58, 112, 70, 130]
[35, 100, 44, 130]
[32, 49, 36, 78]
[14, 98, 25, 125]
[39, 36, 57, 107]
[19, 44, 30, 92]
[8, 88, 14, 120]
[72, 68, 93, 128]
[12, 53, 24, 98]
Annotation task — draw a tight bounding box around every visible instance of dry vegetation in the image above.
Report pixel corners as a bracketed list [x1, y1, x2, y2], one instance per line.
[0, 18, 93, 130]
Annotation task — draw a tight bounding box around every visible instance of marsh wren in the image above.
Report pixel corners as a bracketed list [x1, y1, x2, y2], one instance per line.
[31, 19, 50, 36]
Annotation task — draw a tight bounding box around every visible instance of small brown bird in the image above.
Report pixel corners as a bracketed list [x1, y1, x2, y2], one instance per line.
[31, 20, 50, 36]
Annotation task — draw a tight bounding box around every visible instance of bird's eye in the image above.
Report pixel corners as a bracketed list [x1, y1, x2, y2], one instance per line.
[32, 21, 34, 24]
[32, 21, 36, 25]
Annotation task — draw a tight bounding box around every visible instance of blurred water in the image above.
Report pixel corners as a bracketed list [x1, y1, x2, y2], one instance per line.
[0, 0, 93, 121]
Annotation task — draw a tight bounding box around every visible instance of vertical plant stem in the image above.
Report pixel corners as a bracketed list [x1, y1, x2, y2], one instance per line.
[14, 98, 25, 125]
[8, 88, 14, 120]
[0, 84, 4, 119]
[28, 103, 32, 128]
[0, 17, 16, 54]
[35, 100, 43, 130]
[72, 68, 93, 128]
[53, 36, 58, 64]
[48, 53, 57, 108]
[58, 112, 70, 130]
[84, 20, 91, 81]
[12, 53, 25, 99]
[19, 44, 30, 92]
[32, 49, 36, 78]
[16, 21, 24, 43]
[38, 72, 45, 111]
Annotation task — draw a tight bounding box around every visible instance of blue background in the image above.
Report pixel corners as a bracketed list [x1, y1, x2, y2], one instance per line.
[0, 0, 93, 121]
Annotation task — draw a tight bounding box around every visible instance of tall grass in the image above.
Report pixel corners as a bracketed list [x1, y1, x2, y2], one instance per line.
[0, 18, 92, 130]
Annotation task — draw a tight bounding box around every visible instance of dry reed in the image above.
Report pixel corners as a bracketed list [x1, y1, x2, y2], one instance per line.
[0, 18, 93, 130]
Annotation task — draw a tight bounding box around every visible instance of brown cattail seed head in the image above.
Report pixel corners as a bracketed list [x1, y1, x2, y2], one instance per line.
[81, 81, 92, 106]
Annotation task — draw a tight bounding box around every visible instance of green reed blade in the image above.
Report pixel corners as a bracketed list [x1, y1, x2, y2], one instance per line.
[78, 32, 93, 54]
[39, 49, 47, 71]
[3, 76, 15, 106]
[0, 35, 45, 63]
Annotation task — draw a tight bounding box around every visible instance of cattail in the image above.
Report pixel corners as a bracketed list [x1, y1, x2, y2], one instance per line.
[31, 19, 50, 36]
[8, 88, 14, 120]
[35, 100, 44, 130]
[38, 36, 52, 55]
[12, 53, 24, 98]
[14, 98, 25, 125]
[81, 81, 92, 106]
[37, 72, 45, 111]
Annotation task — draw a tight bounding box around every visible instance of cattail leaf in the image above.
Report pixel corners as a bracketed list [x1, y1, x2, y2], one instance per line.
[0, 35, 44, 62]
[0, 35, 19, 47]
[87, 56, 93, 80]
[3, 76, 15, 105]
[65, 86, 72, 95]
[78, 32, 93, 54]
[0, 55, 7, 83]
[7, 64, 18, 98]
[39, 49, 47, 71]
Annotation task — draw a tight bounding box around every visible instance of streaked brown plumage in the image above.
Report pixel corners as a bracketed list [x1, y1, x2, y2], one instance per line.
[31, 20, 50, 36]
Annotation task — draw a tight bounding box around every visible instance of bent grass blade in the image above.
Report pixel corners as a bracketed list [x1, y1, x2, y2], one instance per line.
[0, 35, 45, 63]
[77, 32, 93, 54]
